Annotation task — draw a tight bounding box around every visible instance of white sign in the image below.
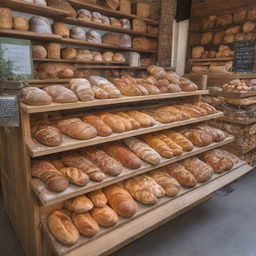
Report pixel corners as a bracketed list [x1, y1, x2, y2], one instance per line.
[1, 43, 32, 75]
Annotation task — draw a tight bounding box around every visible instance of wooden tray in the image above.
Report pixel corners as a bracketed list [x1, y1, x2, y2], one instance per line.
[31, 136, 234, 206]
[190, 57, 234, 62]
[41, 161, 251, 256]
[26, 112, 224, 157]
[21, 90, 210, 114]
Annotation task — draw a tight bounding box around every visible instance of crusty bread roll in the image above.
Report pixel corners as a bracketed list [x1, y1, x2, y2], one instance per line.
[53, 22, 70, 38]
[132, 19, 146, 33]
[21, 87, 52, 106]
[77, 9, 92, 21]
[110, 17, 121, 27]
[47, 0, 77, 18]
[58, 68, 74, 78]
[69, 78, 94, 101]
[48, 210, 79, 245]
[72, 212, 100, 237]
[29, 16, 52, 34]
[13, 17, 28, 31]
[61, 48, 77, 59]
[91, 206, 118, 227]
[47, 43, 61, 59]
[86, 30, 102, 43]
[103, 184, 137, 217]
[121, 18, 131, 29]
[64, 195, 94, 213]
[119, 0, 131, 14]
[0, 8, 12, 29]
[201, 32, 213, 45]
[92, 51, 103, 61]
[192, 46, 204, 59]
[102, 15, 110, 25]
[70, 27, 86, 40]
[92, 11, 103, 23]
[113, 52, 125, 62]
[243, 21, 255, 33]
[76, 49, 93, 60]
[103, 51, 114, 61]
[37, 63, 58, 79]
[32, 45, 47, 59]
[87, 189, 107, 208]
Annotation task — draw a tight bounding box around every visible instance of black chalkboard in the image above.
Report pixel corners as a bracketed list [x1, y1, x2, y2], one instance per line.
[233, 42, 256, 73]
[0, 96, 19, 127]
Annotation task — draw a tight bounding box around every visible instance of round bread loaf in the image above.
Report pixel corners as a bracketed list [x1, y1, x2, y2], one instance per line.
[47, 43, 61, 59]
[0, 8, 12, 29]
[77, 9, 91, 21]
[37, 63, 58, 79]
[13, 16, 29, 31]
[53, 22, 70, 38]
[86, 30, 102, 43]
[58, 68, 74, 78]
[61, 48, 77, 59]
[70, 27, 86, 40]
[32, 45, 47, 59]
[29, 16, 52, 34]
[103, 51, 114, 61]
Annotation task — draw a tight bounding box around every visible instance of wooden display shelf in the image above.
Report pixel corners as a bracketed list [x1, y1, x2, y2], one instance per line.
[0, 29, 62, 41]
[219, 117, 256, 125]
[221, 90, 256, 98]
[21, 90, 209, 114]
[26, 112, 224, 157]
[187, 73, 256, 79]
[67, 0, 159, 25]
[28, 79, 70, 85]
[42, 161, 251, 256]
[62, 38, 158, 53]
[190, 57, 234, 62]
[32, 136, 234, 206]
[0, 0, 69, 18]
[64, 17, 158, 38]
[33, 59, 127, 64]
[74, 65, 148, 69]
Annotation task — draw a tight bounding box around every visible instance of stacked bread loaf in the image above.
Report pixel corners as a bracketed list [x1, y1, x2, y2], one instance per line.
[46, 148, 237, 246]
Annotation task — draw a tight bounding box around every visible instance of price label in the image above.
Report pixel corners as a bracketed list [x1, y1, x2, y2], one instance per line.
[0, 96, 19, 127]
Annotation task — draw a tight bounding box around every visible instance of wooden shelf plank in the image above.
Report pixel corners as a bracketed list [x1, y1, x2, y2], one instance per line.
[190, 57, 234, 62]
[62, 38, 158, 53]
[0, 29, 62, 41]
[28, 79, 70, 85]
[33, 59, 127, 64]
[187, 73, 256, 79]
[21, 90, 209, 114]
[67, 0, 159, 25]
[41, 161, 251, 256]
[0, 0, 69, 18]
[26, 112, 223, 157]
[64, 17, 158, 38]
[74, 65, 147, 69]
[221, 91, 256, 98]
[31, 136, 234, 206]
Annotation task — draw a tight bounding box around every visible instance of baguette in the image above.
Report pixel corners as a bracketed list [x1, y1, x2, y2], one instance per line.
[123, 137, 161, 165]
[59, 167, 89, 186]
[102, 143, 142, 169]
[116, 112, 141, 130]
[103, 184, 137, 217]
[80, 147, 124, 176]
[163, 131, 193, 151]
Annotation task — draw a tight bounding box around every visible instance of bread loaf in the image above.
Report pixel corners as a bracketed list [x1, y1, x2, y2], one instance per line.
[70, 27, 86, 40]
[53, 22, 70, 38]
[82, 114, 113, 137]
[165, 163, 197, 187]
[163, 131, 193, 151]
[201, 32, 213, 45]
[126, 110, 156, 127]
[132, 19, 146, 33]
[103, 184, 137, 217]
[77, 9, 92, 21]
[72, 212, 100, 237]
[92, 12, 103, 23]
[37, 63, 58, 79]
[80, 147, 124, 176]
[179, 77, 198, 91]
[93, 86, 109, 99]
[124, 175, 165, 204]
[216, 15, 233, 27]
[32, 122, 62, 146]
[61, 152, 105, 181]
[225, 26, 240, 35]
[56, 118, 97, 140]
[32, 45, 47, 59]
[47, 210, 79, 245]
[243, 21, 255, 33]
[44, 85, 78, 103]
[102, 15, 110, 25]
[92, 51, 103, 61]
[200, 150, 233, 173]
[119, 0, 131, 14]
[116, 112, 141, 130]
[192, 46, 204, 59]
[234, 33, 245, 42]
[102, 51, 114, 61]
[113, 52, 125, 62]
[87, 189, 107, 208]
[47, 43, 61, 59]
[223, 34, 234, 43]
[69, 78, 94, 101]
[213, 31, 225, 44]
[21, 87, 52, 106]
[47, 0, 77, 18]
[141, 134, 174, 158]
[121, 18, 131, 29]
[102, 143, 142, 169]
[181, 157, 213, 183]
[64, 195, 93, 213]
[59, 167, 89, 186]
[194, 125, 227, 142]
[143, 109, 176, 123]
[31, 160, 69, 192]
[0, 8, 12, 29]
[123, 137, 161, 165]
[149, 169, 181, 197]
[120, 33, 132, 47]
[233, 8, 246, 23]
[58, 68, 74, 79]
[91, 206, 118, 227]
[61, 48, 77, 59]
[133, 2, 150, 18]
[86, 30, 102, 43]
[147, 65, 166, 79]
[89, 76, 122, 98]
[13, 17, 28, 31]
[104, 0, 120, 10]
[29, 16, 52, 34]
[110, 17, 121, 27]
[76, 49, 93, 60]
[97, 112, 125, 133]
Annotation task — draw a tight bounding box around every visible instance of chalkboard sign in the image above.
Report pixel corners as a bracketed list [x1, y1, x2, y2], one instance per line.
[0, 96, 20, 127]
[233, 42, 256, 73]
[0, 37, 33, 79]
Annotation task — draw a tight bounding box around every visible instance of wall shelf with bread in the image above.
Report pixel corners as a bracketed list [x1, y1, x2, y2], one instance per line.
[41, 160, 251, 256]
